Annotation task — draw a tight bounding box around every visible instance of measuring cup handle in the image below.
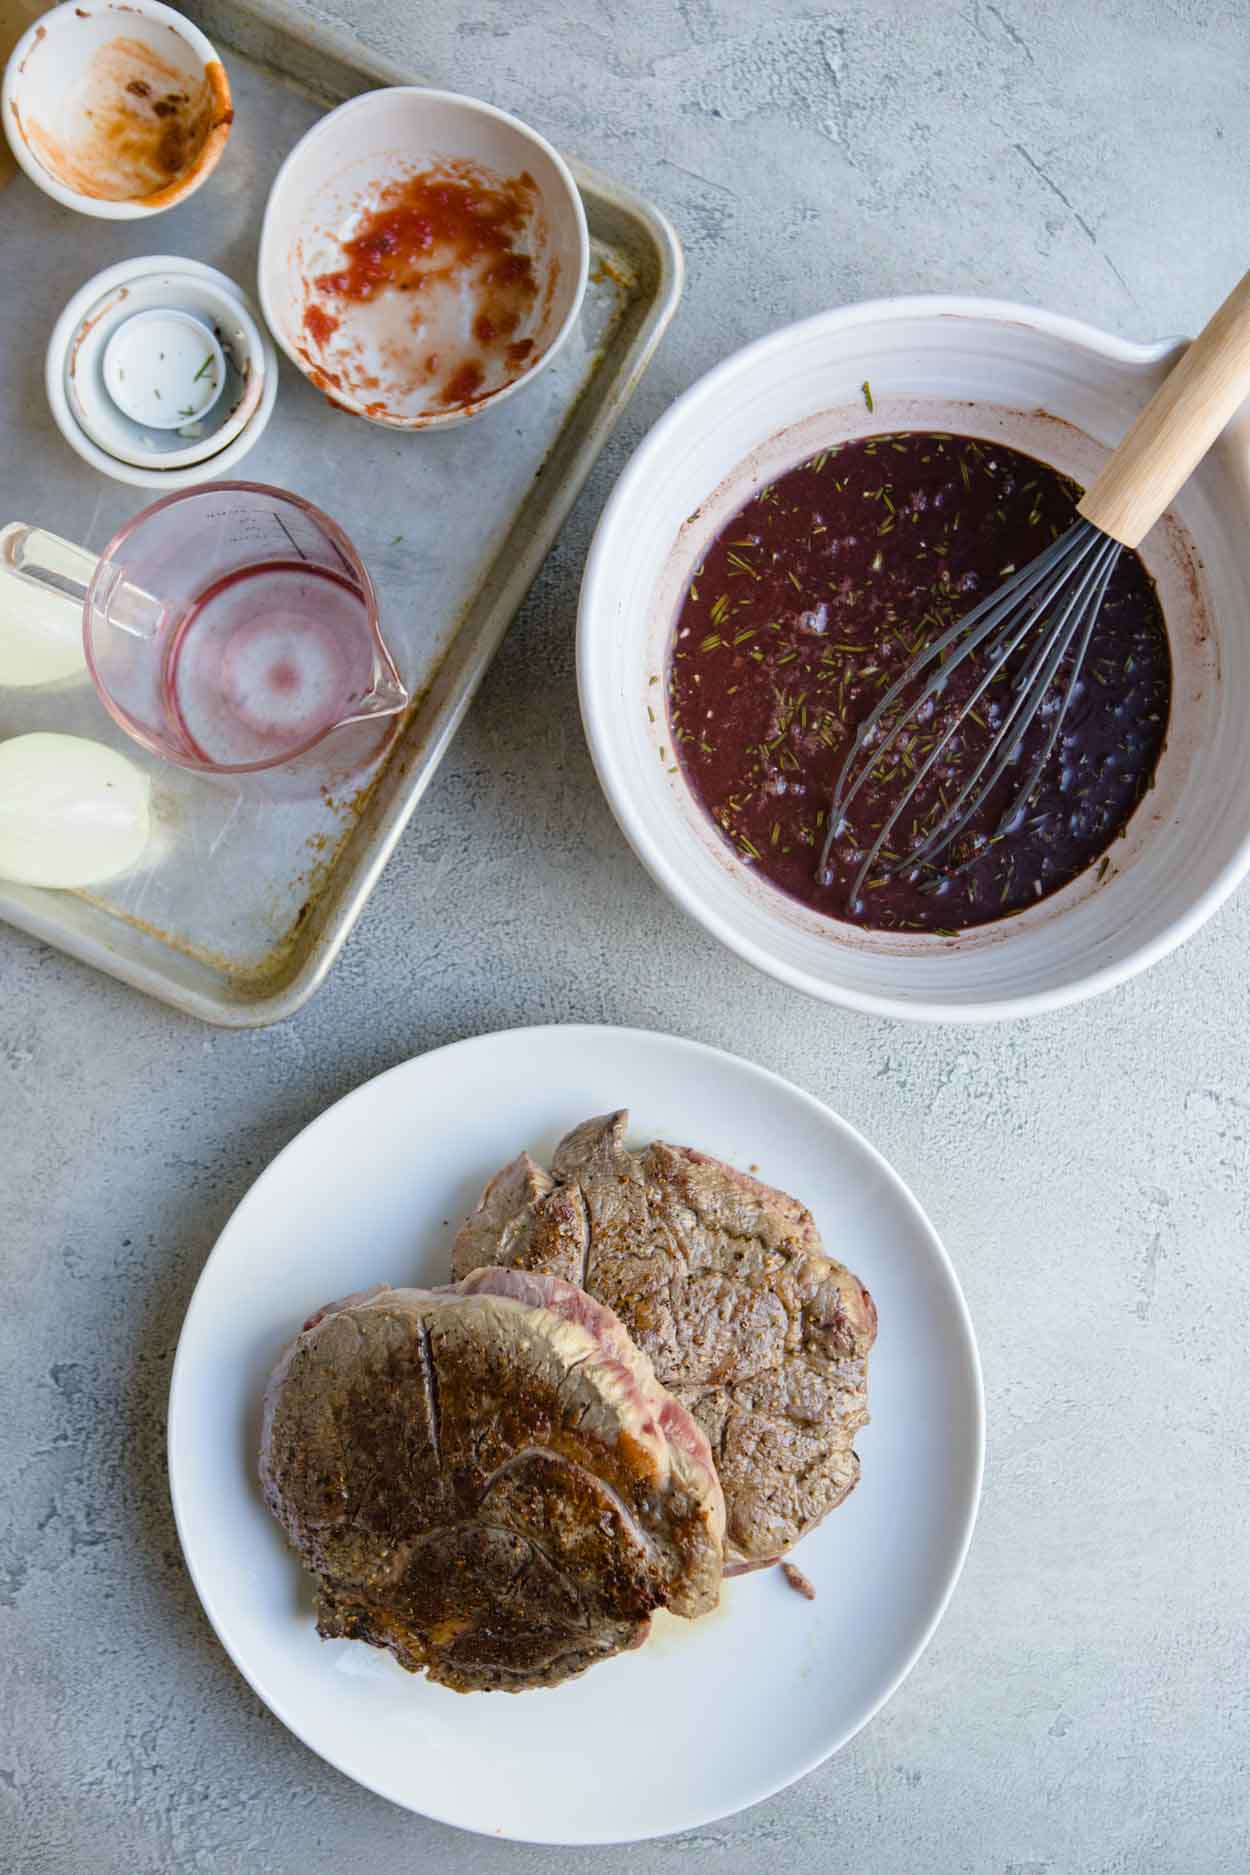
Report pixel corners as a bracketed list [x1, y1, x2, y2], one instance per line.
[1, 523, 98, 610]
[1, 522, 166, 642]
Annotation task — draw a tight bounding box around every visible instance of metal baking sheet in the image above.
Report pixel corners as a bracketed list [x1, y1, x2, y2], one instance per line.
[0, 0, 681, 1023]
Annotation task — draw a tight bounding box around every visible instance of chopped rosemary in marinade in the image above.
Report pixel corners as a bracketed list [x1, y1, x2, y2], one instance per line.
[662, 432, 1170, 934]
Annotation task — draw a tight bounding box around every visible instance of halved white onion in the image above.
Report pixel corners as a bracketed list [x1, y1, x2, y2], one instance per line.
[0, 733, 151, 888]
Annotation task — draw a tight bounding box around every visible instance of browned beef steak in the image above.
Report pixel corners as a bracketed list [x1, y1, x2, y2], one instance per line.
[259, 1266, 725, 1693]
[452, 1113, 877, 1566]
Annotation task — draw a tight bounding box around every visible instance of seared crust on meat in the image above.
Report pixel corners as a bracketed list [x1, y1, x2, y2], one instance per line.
[259, 1268, 724, 1693]
[452, 1113, 876, 1565]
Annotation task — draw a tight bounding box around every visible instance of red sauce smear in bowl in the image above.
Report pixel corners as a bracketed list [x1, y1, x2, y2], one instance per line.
[302, 162, 542, 411]
[667, 434, 1170, 934]
[302, 304, 339, 345]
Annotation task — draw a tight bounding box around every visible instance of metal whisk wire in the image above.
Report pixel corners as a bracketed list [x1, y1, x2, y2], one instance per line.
[812, 261, 1250, 913]
[817, 518, 1122, 908]
[924, 534, 1121, 869]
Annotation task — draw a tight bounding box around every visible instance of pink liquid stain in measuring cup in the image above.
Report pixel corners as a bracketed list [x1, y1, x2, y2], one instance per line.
[160, 560, 375, 767]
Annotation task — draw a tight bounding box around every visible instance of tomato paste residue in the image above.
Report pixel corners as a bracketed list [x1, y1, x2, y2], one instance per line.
[442, 361, 485, 406]
[301, 161, 543, 411]
[303, 304, 340, 346]
[21, 36, 230, 203]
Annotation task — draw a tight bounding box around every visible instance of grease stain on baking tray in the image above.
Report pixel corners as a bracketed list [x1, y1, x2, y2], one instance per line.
[77, 760, 391, 992]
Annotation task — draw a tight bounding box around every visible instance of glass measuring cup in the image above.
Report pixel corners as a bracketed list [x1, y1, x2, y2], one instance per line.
[2, 484, 408, 772]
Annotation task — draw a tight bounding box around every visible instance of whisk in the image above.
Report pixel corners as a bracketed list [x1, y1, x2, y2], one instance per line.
[819, 266, 1250, 904]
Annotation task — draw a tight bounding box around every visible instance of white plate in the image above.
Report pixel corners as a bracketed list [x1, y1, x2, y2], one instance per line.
[168, 1025, 984, 1844]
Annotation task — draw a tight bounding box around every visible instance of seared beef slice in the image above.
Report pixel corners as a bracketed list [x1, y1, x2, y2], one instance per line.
[260, 1267, 725, 1693]
[452, 1113, 877, 1565]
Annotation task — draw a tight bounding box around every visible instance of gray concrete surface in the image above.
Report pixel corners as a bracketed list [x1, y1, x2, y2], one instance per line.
[4, 1, 1250, 1869]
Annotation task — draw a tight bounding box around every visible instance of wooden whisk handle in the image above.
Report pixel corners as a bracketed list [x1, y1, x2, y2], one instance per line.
[1078, 264, 1250, 548]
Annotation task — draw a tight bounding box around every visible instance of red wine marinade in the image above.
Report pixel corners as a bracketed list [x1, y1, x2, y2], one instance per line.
[667, 434, 1170, 931]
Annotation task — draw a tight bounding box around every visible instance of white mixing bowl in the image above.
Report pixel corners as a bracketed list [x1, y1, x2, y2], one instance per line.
[578, 298, 1250, 1022]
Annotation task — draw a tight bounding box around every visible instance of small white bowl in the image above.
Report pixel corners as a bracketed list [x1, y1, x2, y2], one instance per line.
[258, 87, 589, 430]
[103, 310, 226, 430]
[46, 256, 278, 489]
[2, 0, 232, 220]
[579, 298, 1250, 1023]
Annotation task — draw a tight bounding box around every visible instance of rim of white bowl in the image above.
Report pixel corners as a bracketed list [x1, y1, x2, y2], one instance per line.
[578, 293, 1250, 1024]
[257, 85, 591, 431]
[45, 256, 278, 489]
[1, 0, 227, 221]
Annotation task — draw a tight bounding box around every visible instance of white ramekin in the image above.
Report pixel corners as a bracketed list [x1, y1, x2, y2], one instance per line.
[45, 257, 278, 489]
[578, 297, 1250, 1023]
[2, 0, 232, 220]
